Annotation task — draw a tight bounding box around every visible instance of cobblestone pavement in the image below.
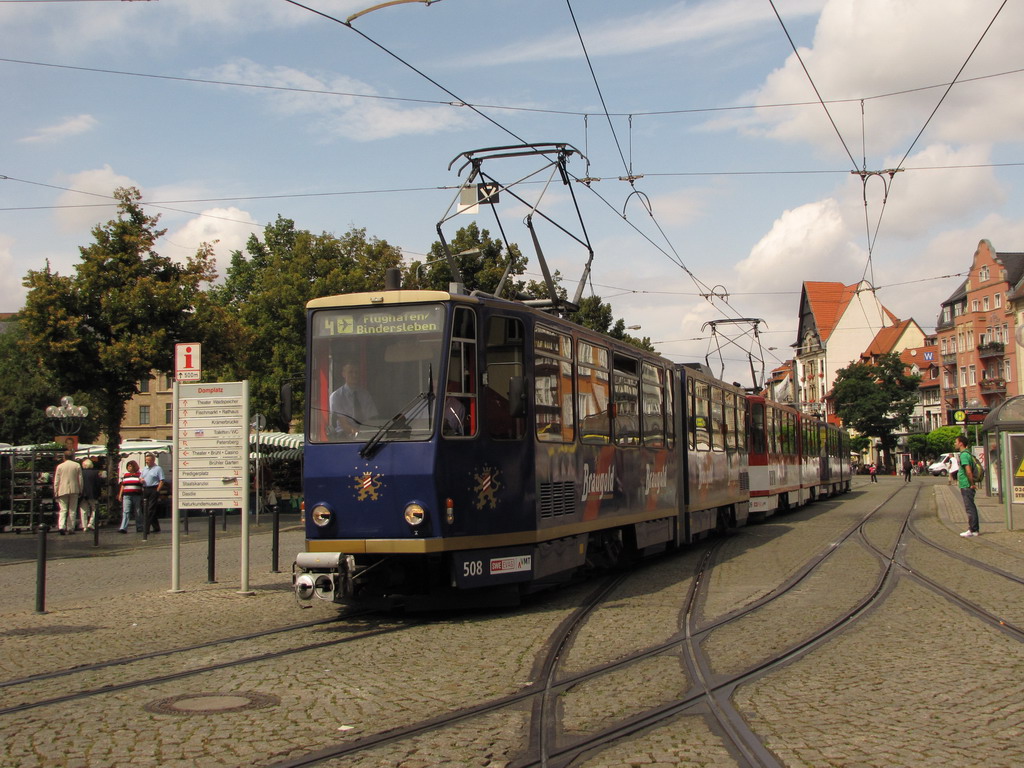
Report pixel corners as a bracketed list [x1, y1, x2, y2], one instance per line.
[0, 476, 1021, 767]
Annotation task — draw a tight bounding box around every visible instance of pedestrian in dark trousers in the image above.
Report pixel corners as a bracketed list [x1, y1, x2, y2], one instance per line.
[140, 453, 165, 534]
[902, 457, 913, 483]
[869, 463, 878, 482]
[956, 436, 980, 538]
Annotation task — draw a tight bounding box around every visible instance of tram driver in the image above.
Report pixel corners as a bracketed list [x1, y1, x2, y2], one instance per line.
[329, 361, 378, 437]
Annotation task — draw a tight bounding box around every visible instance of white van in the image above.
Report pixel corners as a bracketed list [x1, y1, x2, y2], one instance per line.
[928, 452, 958, 476]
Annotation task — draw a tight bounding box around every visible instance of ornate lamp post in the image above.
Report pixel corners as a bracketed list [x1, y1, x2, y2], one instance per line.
[45, 396, 89, 443]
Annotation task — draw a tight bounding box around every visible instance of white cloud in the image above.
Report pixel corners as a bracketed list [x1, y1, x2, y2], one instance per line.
[19, 114, 97, 144]
[0, 0, 317, 54]
[736, 198, 863, 293]
[54, 166, 138, 233]
[842, 143, 1005, 239]
[163, 208, 260, 281]
[0, 235, 26, 312]
[464, 0, 827, 66]
[198, 59, 468, 141]
[721, 0, 1024, 156]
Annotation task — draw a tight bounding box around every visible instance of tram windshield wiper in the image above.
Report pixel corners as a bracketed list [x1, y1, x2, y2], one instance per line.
[359, 366, 435, 459]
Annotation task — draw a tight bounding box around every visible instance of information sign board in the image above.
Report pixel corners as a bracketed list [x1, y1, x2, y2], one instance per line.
[175, 382, 248, 509]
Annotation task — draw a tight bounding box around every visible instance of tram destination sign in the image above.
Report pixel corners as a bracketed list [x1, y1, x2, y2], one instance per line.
[175, 382, 249, 509]
[313, 306, 442, 337]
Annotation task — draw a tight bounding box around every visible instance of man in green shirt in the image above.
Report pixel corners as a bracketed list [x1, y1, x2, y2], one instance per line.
[955, 435, 979, 537]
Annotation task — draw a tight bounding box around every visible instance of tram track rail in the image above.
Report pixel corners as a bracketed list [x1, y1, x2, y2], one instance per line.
[0, 609, 426, 717]
[265, 487, 915, 768]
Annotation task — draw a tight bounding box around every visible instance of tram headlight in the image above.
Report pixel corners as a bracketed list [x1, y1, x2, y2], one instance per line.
[310, 504, 333, 527]
[404, 503, 426, 527]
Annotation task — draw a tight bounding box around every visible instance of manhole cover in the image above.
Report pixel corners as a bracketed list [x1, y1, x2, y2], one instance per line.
[144, 691, 279, 715]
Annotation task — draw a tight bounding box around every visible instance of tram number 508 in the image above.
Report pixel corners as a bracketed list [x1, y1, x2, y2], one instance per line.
[463, 560, 483, 577]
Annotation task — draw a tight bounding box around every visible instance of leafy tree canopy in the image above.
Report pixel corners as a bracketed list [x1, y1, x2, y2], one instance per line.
[0, 317, 76, 444]
[831, 352, 920, 469]
[20, 187, 219, 494]
[927, 425, 970, 457]
[405, 222, 527, 297]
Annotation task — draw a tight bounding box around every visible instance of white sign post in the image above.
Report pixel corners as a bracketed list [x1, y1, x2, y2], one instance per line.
[171, 380, 251, 594]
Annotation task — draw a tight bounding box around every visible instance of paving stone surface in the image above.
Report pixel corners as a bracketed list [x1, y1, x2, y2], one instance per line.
[0, 477, 1020, 767]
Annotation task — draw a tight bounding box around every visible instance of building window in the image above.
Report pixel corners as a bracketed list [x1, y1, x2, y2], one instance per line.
[996, 293, 1003, 308]
[165, 402, 173, 424]
[969, 365, 976, 385]
[983, 296, 990, 311]
[980, 266, 990, 281]
[1006, 360, 1012, 382]
[971, 299, 980, 312]
[960, 367, 967, 387]
[139, 378, 150, 394]
[943, 306, 951, 323]
[941, 339, 947, 355]
[139, 405, 150, 425]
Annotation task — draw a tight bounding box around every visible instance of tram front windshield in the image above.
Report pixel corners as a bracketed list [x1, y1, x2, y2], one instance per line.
[308, 304, 445, 443]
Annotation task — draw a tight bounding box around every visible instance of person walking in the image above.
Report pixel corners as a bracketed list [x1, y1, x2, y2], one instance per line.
[869, 463, 878, 483]
[956, 435, 980, 538]
[78, 458, 101, 530]
[140, 453, 165, 534]
[53, 451, 83, 535]
[902, 457, 913, 483]
[118, 460, 143, 533]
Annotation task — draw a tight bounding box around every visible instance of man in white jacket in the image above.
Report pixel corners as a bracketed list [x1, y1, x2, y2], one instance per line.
[53, 451, 83, 535]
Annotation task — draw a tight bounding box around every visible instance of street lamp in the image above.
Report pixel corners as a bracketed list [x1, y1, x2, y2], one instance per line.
[45, 396, 89, 439]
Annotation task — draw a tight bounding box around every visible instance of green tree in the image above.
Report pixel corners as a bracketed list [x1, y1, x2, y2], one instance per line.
[20, 187, 217, 498]
[927, 425, 968, 457]
[210, 217, 403, 430]
[831, 352, 920, 472]
[0, 317, 67, 444]
[405, 222, 527, 297]
[906, 432, 929, 460]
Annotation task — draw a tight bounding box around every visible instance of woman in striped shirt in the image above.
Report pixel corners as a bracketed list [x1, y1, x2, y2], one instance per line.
[118, 460, 143, 533]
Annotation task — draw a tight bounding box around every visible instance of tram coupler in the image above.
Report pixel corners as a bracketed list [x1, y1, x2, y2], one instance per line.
[293, 552, 356, 605]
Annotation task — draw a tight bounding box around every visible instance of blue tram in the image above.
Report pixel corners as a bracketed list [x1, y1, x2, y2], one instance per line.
[294, 287, 694, 607]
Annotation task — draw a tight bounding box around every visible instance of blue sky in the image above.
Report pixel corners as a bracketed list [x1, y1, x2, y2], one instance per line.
[3, 0, 1023, 385]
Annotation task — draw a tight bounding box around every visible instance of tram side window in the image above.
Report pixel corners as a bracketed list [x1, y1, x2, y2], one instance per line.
[665, 371, 675, 448]
[710, 385, 725, 452]
[485, 316, 525, 440]
[578, 341, 610, 444]
[535, 325, 574, 442]
[785, 412, 797, 455]
[768, 406, 778, 454]
[613, 355, 640, 446]
[444, 307, 477, 437]
[724, 392, 736, 450]
[693, 380, 711, 451]
[735, 395, 746, 451]
[749, 401, 765, 454]
[641, 363, 665, 447]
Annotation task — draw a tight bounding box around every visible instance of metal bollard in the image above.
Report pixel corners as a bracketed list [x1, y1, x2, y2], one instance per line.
[271, 506, 280, 573]
[221, 508, 227, 532]
[207, 509, 217, 583]
[183, 507, 189, 535]
[35, 524, 49, 614]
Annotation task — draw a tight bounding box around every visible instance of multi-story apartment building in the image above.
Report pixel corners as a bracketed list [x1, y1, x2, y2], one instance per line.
[936, 240, 1023, 417]
[900, 339, 944, 434]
